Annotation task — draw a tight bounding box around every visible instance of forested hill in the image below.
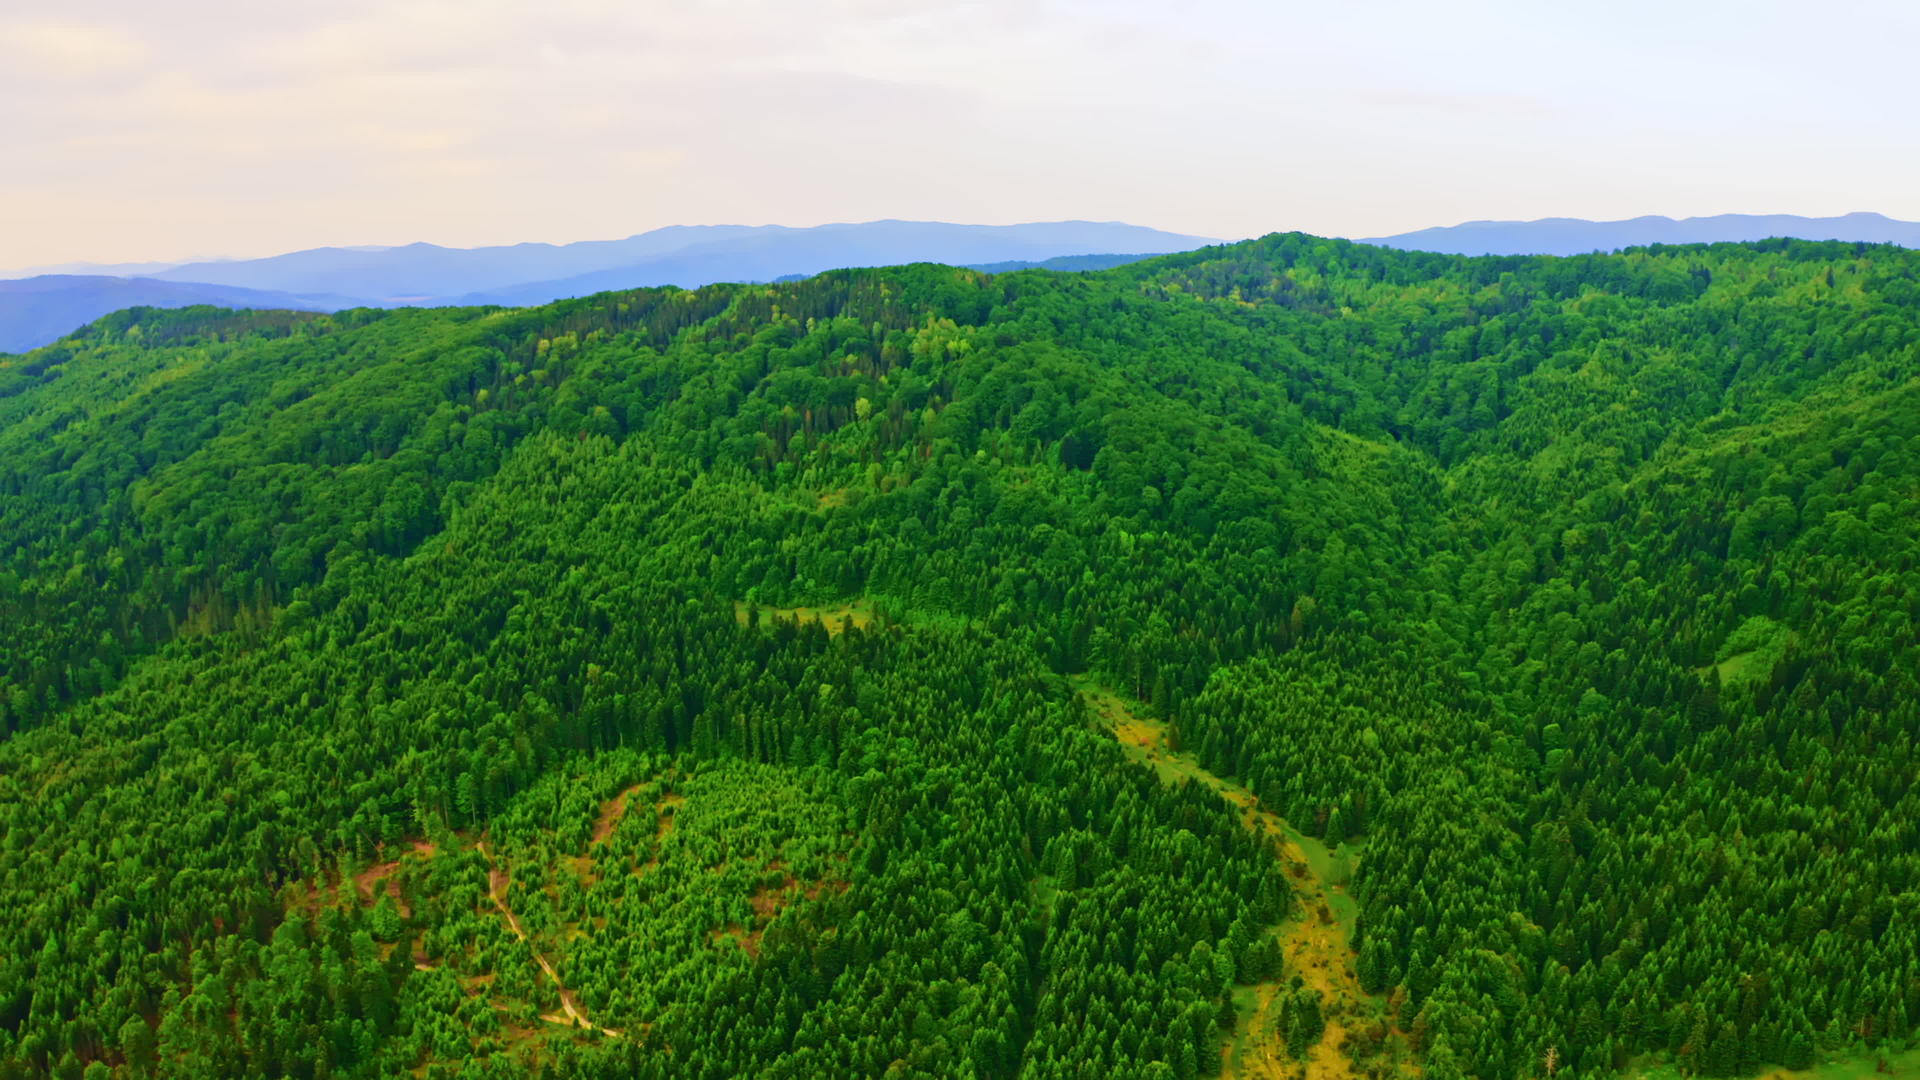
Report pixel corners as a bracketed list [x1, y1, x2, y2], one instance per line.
[0, 234, 1916, 1080]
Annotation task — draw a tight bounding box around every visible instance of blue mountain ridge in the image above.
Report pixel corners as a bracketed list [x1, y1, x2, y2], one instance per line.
[1360, 211, 1920, 256]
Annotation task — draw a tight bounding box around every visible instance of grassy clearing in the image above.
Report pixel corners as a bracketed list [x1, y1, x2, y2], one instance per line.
[734, 593, 990, 638]
[1077, 675, 1416, 1080]
[1076, 679, 1362, 940]
[1714, 650, 1764, 684]
[1227, 981, 1286, 1079]
[1705, 615, 1794, 687]
[733, 598, 877, 634]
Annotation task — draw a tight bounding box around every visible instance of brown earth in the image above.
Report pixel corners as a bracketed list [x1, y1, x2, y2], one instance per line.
[591, 786, 641, 844]
[476, 841, 624, 1039]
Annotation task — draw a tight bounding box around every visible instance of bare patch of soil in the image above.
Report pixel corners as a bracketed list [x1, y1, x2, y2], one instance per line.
[656, 793, 684, 837]
[354, 860, 399, 900]
[592, 786, 642, 844]
[474, 842, 623, 1039]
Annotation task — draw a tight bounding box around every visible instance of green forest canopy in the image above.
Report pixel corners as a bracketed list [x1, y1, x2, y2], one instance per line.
[0, 233, 1916, 1079]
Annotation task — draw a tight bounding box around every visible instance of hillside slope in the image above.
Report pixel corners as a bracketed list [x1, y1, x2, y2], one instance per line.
[0, 236, 1915, 1079]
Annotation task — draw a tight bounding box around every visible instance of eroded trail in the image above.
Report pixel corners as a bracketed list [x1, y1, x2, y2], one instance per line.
[475, 842, 624, 1038]
[1081, 681, 1398, 1080]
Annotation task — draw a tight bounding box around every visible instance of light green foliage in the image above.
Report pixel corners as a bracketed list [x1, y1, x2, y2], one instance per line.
[1713, 615, 1792, 685]
[0, 235, 1916, 1078]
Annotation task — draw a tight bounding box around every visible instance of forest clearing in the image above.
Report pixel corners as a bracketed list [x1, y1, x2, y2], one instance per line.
[476, 841, 625, 1038]
[733, 599, 878, 634]
[1079, 676, 1418, 1080]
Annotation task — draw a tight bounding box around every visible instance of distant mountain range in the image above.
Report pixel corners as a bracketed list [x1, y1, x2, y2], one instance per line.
[3, 259, 201, 279]
[769, 252, 1161, 284]
[0, 221, 1211, 353]
[144, 220, 1213, 305]
[14, 213, 1920, 355]
[1362, 211, 1920, 256]
[0, 276, 355, 354]
[961, 252, 1164, 275]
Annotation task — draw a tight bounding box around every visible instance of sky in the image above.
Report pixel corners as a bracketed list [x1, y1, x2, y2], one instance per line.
[3, 0, 1917, 268]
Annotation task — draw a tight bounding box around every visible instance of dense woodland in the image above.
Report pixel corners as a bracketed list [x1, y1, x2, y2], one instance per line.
[0, 234, 1916, 1078]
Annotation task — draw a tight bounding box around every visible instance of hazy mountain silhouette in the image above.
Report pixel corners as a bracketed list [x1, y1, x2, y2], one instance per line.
[153, 221, 1211, 305]
[1362, 212, 1920, 256]
[964, 252, 1164, 274]
[774, 251, 1162, 283]
[0, 276, 354, 354]
[1, 222, 1212, 350]
[151, 227, 758, 301]
[2, 259, 193, 279]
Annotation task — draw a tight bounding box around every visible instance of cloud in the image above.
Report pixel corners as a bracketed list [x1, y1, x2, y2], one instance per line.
[0, 19, 144, 75]
[1350, 89, 1549, 116]
[0, 0, 1915, 266]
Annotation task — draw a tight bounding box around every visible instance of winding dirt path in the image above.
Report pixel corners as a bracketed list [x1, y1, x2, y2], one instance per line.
[475, 842, 624, 1038]
[1080, 681, 1389, 1080]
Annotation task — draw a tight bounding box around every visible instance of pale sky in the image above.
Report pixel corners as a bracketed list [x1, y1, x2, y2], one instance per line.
[3, 0, 1916, 267]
